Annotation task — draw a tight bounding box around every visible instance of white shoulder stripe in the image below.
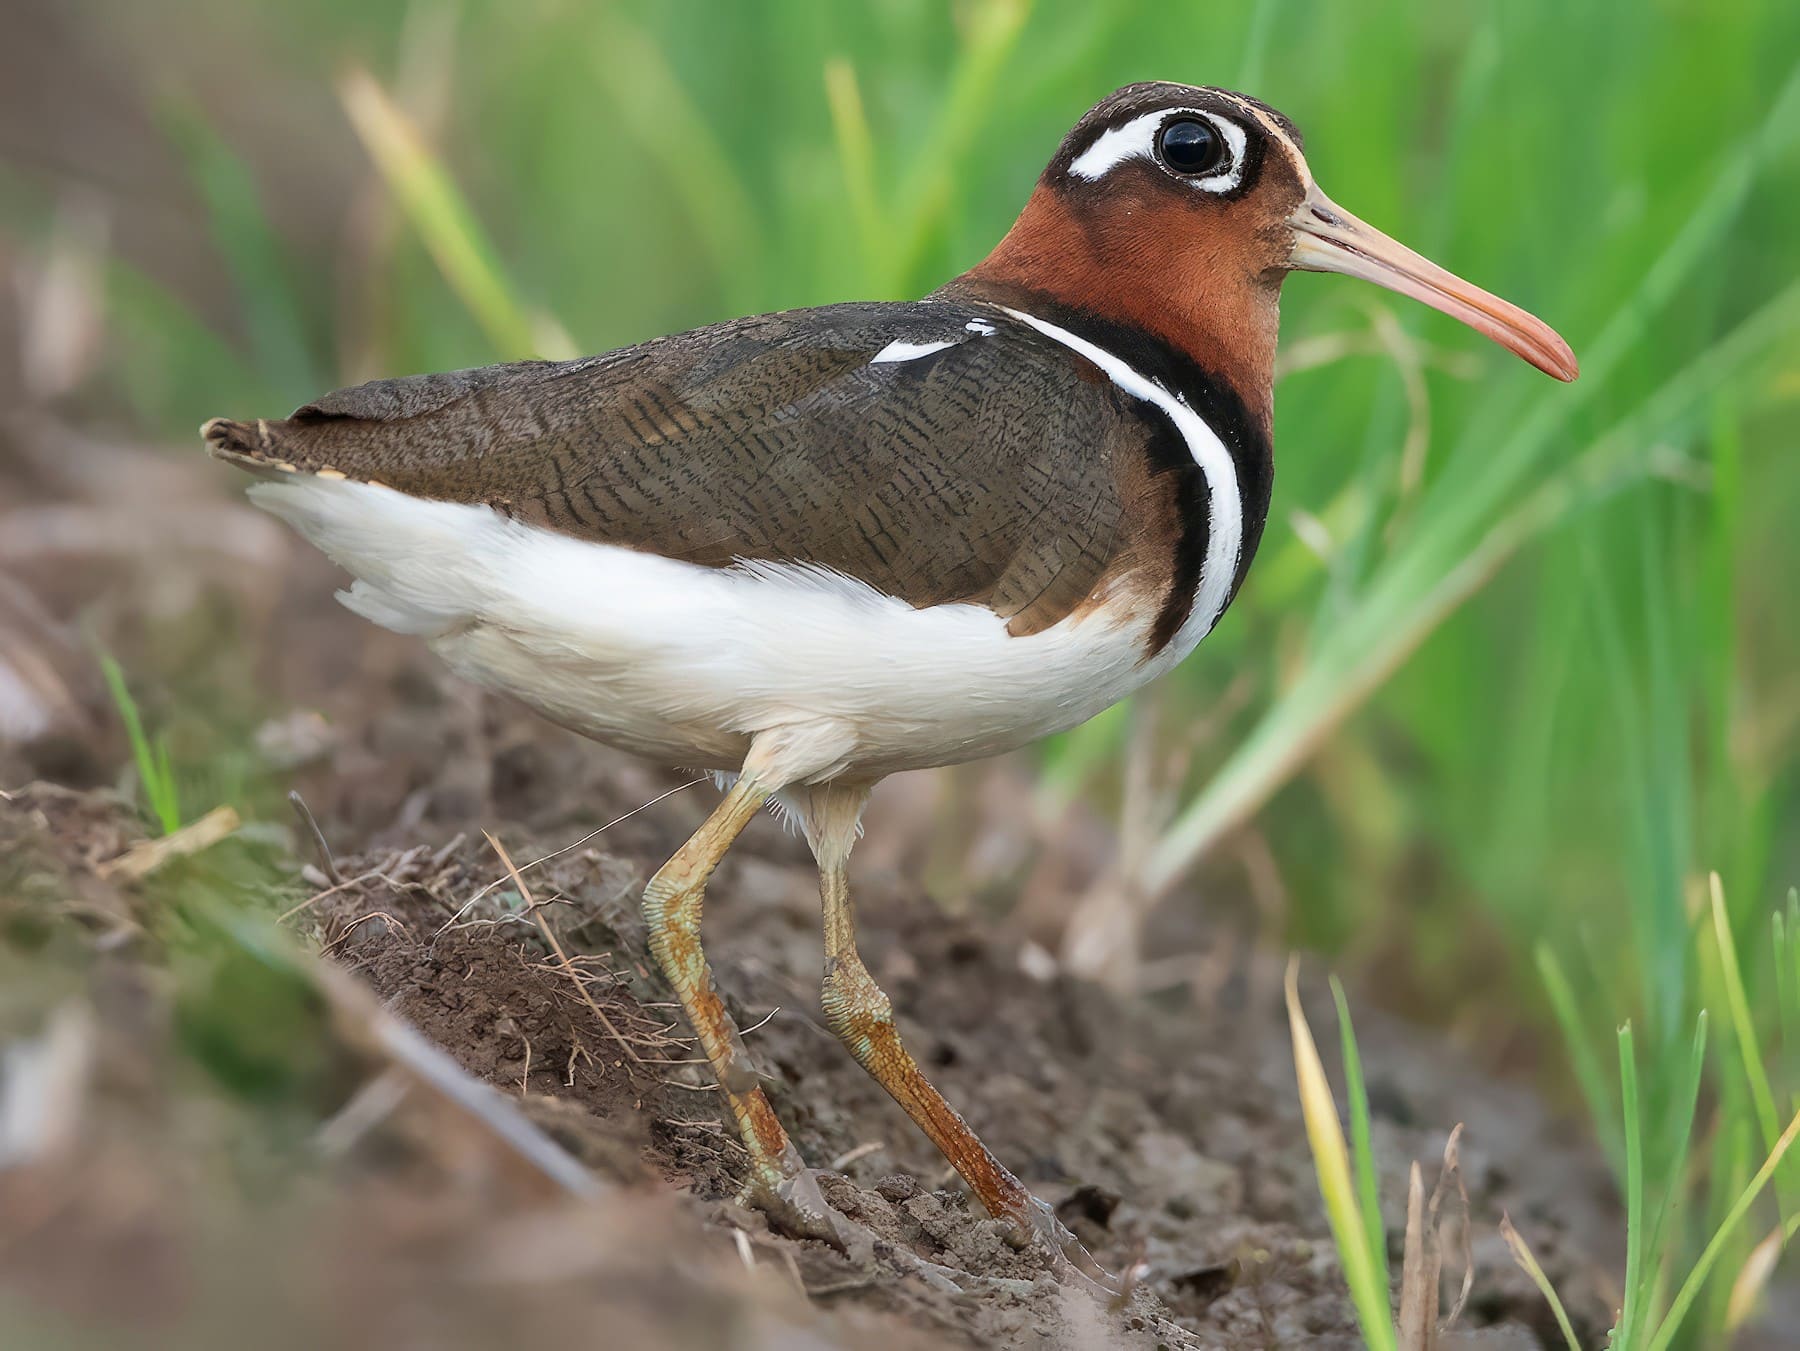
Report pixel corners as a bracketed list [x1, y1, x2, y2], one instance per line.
[998, 306, 1243, 646]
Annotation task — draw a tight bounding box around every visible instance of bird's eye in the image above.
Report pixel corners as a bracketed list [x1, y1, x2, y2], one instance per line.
[1157, 118, 1228, 177]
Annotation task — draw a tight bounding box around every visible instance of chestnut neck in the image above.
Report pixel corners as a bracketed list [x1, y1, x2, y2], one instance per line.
[948, 185, 1281, 442]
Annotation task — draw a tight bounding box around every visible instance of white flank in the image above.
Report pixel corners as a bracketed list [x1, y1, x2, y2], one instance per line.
[999, 306, 1243, 652]
[1067, 108, 1248, 194]
[248, 477, 1163, 784]
[870, 339, 955, 364]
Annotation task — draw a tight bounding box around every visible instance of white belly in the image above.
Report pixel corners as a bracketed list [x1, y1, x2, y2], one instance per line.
[249, 477, 1202, 782]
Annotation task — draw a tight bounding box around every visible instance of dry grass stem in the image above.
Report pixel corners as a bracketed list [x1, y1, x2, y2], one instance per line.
[739, 1006, 781, 1038]
[315, 1069, 410, 1157]
[98, 804, 240, 881]
[1499, 1213, 1583, 1351]
[287, 789, 343, 886]
[829, 1141, 885, 1170]
[435, 778, 701, 936]
[1398, 1161, 1438, 1351]
[1724, 1223, 1783, 1331]
[1428, 1124, 1472, 1328]
[281, 855, 437, 923]
[485, 831, 646, 1066]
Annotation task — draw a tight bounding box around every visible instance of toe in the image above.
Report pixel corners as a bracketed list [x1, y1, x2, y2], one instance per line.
[1007, 1195, 1122, 1295]
[743, 1168, 876, 1265]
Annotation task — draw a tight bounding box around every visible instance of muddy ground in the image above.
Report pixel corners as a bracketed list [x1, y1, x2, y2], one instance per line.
[0, 431, 1641, 1348]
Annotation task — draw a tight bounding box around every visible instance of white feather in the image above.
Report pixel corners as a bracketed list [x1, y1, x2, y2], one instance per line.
[870, 339, 956, 364]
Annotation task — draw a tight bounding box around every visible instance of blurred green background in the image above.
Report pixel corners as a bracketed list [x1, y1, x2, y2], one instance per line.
[4, 0, 1799, 1340]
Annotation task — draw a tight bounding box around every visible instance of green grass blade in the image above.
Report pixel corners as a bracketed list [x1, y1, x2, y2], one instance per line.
[149, 738, 182, 837]
[1500, 1214, 1583, 1351]
[1641, 1012, 1709, 1306]
[1646, 1108, 1800, 1351]
[1615, 1023, 1646, 1348]
[339, 68, 556, 361]
[1142, 269, 1800, 896]
[1775, 907, 1797, 1088]
[99, 652, 181, 836]
[1782, 890, 1800, 1115]
[886, 0, 1034, 291]
[160, 101, 321, 402]
[1537, 944, 1624, 1176]
[1696, 1112, 1757, 1339]
[1331, 975, 1390, 1296]
[589, 14, 766, 312]
[1287, 962, 1396, 1351]
[823, 57, 887, 278]
[1404, 62, 1800, 574]
[1711, 874, 1783, 1164]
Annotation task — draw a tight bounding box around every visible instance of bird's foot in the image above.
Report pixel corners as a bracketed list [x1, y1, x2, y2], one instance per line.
[999, 1194, 1123, 1297]
[740, 1167, 876, 1266]
[744, 1166, 1123, 1298]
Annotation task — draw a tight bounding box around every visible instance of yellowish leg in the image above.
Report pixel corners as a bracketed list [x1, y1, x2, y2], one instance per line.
[642, 775, 840, 1240]
[805, 783, 1109, 1280]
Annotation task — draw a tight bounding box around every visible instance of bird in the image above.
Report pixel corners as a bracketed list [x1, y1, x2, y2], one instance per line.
[204, 82, 1576, 1280]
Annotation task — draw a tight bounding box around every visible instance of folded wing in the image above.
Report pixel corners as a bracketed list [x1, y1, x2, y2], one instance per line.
[204, 300, 1144, 634]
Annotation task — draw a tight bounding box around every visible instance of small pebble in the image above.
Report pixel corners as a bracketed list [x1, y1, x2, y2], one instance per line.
[876, 1173, 919, 1203]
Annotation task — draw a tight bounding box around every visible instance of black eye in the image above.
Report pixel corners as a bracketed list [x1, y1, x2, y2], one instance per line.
[1157, 118, 1228, 176]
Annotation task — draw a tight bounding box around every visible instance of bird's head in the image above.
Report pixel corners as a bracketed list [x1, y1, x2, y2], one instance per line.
[965, 82, 1576, 419]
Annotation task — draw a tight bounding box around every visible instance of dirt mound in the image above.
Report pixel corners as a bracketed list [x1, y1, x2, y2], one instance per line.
[2, 767, 1621, 1347]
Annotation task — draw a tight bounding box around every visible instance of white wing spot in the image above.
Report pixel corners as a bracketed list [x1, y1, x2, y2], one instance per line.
[871, 339, 956, 364]
[964, 319, 997, 336]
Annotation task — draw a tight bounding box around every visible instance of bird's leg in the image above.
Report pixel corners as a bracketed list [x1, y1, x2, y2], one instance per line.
[641, 775, 844, 1244]
[804, 783, 1112, 1285]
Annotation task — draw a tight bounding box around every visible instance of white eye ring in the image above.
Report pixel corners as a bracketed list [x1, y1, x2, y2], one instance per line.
[1068, 109, 1248, 194]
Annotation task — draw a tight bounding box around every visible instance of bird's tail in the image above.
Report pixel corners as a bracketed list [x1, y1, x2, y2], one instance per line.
[200, 416, 312, 478]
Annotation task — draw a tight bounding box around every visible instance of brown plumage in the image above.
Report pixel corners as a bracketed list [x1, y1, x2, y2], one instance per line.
[205, 299, 1185, 638]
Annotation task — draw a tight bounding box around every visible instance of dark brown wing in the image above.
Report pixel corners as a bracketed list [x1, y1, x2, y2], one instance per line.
[204, 300, 1146, 633]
